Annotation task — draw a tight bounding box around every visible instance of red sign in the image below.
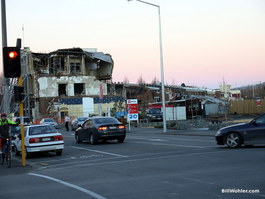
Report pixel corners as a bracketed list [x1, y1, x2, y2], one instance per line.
[127, 99, 138, 114]
[99, 84, 103, 100]
[256, 99, 261, 106]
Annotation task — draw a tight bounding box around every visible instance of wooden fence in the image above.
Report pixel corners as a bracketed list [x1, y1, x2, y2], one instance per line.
[229, 99, 265, 115]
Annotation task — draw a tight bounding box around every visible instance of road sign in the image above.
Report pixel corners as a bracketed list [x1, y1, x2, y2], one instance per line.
[127, 99, 138, 121]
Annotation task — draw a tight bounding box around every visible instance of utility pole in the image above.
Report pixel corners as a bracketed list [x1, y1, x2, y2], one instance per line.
[1, 0, 11, 115]
[1, 1, 26, 166]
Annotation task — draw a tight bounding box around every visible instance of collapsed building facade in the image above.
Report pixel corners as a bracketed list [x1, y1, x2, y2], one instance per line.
[20, 47, 125, 123]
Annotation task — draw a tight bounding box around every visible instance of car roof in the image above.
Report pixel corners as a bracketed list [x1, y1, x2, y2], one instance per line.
[28, 124, 53, 128]
[91, 116, 116, 120]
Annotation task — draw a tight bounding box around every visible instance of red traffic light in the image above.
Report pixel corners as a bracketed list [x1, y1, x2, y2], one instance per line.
[3, 46, 21, 78]
[8, 51, 18, 59]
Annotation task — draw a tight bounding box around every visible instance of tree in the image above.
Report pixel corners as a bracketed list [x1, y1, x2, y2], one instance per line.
[137, 75, 145, 85]
[151, 76, 159, 85]
[123, 76, 129, 84]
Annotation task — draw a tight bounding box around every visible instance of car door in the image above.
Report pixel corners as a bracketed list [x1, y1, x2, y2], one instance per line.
[79, 120, 91, 140]
[246, 114, 265, 144]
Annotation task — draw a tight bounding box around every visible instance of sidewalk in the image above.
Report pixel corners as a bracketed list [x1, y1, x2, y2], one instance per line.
[127, 126, 216, 137]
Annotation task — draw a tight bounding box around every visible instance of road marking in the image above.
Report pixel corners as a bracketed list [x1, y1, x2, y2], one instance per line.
[70, 146, 128, 158]
[129, 136, 212, 142]
[148, 138, 167, 141]
[132, 141, 206, 148]
[43, 150, 229, 171]
[28, 173, 107, 199]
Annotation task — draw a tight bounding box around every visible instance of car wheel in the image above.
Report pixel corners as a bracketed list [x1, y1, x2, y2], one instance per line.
[56, 150, 62, 156]
[75, 133, 82, 143]
[117, 137, 125, 143]
[89, 134, 97, 145]
[225, 132, 242, 148]
[14, 145, 20, 156]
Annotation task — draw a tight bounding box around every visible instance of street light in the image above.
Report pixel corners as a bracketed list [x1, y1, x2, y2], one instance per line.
[128, 0, 167, 133]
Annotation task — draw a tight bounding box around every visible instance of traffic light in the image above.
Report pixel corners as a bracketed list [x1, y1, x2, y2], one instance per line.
[3, 47, 21, 78]
[14, 86, 24, 102]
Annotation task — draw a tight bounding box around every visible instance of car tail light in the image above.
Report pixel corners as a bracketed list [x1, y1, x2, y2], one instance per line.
[118, 125, 125, 129]
[54, 135, 63, 141]
[29, 138, 40, 143]
[98, 126, 108, 131]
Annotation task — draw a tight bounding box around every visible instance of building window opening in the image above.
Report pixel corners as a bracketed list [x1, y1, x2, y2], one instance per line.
[70, 57, 82, 74]
[74, 83, 85, 95]
[59, 84, 67, 96]
[154, 96, 160, 102]
[49, 57, 64, 74]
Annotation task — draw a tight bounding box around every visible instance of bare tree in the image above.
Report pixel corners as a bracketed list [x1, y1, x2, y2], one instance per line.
[123, 76, 129, 84]
[151, 76, 159, 85]
[137, 75, 145, 85]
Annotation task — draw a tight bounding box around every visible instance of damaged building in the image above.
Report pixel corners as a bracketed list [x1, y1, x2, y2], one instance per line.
[20, 47, 124, 123]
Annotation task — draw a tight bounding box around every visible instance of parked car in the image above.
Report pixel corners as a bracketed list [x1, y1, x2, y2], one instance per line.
[71, 116, 89, 131]
[75, 117, 126, 144]
[40, 118, 59, 128]
[145, 108, 163, 122]
[12, 116, 31, 125]
[215, 113, 265, 148]
[13, 124, 64, 157]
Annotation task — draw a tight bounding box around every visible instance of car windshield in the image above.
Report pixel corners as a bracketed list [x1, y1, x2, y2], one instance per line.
[29, 125, 57, 135]
[149, 108, 161, 114]
[78, 117, 88, 122]
[94, 118, 120, 124]
[44, 119, 55, 122]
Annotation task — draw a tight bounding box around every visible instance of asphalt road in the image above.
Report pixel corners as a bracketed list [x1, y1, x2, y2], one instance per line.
[0, 127, 265, 199]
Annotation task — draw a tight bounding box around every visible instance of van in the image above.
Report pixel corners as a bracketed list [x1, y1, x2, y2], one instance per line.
[12, 116, 31, 125]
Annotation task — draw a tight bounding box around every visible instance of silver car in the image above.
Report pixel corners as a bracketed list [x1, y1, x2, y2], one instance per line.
[71, 116, 89, 131]
[40, 118, 59, 129]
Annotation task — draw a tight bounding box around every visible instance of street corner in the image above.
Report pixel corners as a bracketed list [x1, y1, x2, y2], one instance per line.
[0, 159, 32, 176]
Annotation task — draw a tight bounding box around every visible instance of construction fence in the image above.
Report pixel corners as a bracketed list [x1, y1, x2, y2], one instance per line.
[229, 99, 265, 115]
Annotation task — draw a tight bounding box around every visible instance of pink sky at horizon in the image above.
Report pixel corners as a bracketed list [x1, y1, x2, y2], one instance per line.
[1, 0, 265, 89]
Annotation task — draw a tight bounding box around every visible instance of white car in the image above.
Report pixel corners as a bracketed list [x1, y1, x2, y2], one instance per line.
[13, 124, 64, 157]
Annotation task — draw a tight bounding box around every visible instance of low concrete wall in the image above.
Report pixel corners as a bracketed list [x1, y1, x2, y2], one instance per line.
[139, 118, 245, 130]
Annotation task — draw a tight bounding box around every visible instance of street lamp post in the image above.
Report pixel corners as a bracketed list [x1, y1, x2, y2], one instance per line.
[128, 0, 167, 133]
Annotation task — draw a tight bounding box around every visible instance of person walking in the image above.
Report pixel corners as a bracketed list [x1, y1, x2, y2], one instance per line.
[64, 115, 70, 131]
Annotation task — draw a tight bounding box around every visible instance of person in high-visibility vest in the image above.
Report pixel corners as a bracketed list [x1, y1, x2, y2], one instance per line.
[0, 113, 18, 154]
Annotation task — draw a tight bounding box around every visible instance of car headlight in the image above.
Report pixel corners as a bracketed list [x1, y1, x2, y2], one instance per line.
[216, 130, 222, 136]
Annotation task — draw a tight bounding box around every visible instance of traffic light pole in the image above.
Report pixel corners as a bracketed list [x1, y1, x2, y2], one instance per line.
[18, 76, 26, 166]
[16, 40, 26, 166]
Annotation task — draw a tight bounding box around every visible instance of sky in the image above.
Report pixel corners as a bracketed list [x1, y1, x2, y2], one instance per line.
[1, 0, 265, 89]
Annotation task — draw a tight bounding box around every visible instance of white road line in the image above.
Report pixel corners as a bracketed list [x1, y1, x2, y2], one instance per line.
[129, 136, 212, 142]
[132, 141, 206, 148]
[28, 173, 107, 199]
[70, 146, 128, 158]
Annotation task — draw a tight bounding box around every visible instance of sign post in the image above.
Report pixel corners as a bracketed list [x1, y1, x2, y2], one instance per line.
[98, 84, 103, 116]
[127, 99, 139, 132]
